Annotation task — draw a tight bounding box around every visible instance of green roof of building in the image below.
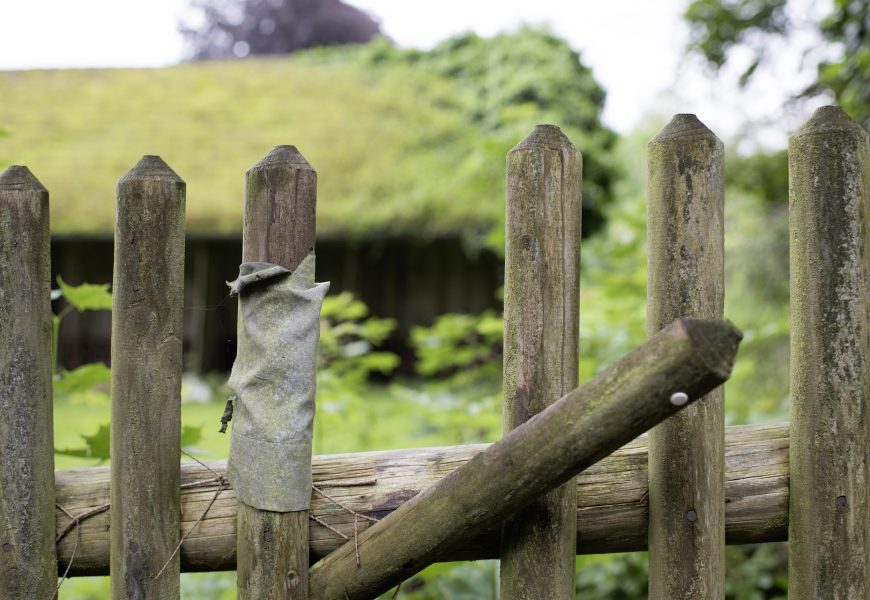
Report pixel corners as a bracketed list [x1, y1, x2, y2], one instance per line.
[0, 58, 502, 237]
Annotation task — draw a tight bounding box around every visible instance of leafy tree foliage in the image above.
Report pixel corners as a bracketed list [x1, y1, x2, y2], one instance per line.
[182, 0, 380, 59]
[310, 27, 620, 242]
[684, 0, 870, 127]
[414, 29, 619, 238]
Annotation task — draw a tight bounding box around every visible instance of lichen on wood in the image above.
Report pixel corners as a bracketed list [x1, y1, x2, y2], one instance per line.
[501, 123, 582, 599]
[0, 166, 57, 599]
[647, 114, 726, 599]
[788, 105, 870, 598]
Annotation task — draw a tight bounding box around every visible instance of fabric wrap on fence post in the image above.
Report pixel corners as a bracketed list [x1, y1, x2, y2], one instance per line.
[227, 252, 329, 512]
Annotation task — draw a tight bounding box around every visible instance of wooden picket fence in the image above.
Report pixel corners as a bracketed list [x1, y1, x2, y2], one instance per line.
[0, 105, 867, 600]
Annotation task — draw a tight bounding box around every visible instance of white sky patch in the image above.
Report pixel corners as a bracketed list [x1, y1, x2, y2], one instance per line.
[0, 0, 836, 148]
[0, 0, 188, 69]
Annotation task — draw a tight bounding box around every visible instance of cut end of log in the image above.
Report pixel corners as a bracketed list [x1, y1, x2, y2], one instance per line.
[119, 155, 185, 184]
[651, 113, 720, 144]
[792, 105, 867, 139]
[248, 145, 314, 173]
[0, 165, 47, 192]
[678, 318, 743, 382]
[510, 124, 578, 154]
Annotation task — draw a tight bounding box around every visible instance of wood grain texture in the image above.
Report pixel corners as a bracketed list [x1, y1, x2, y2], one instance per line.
[0, 166, 57, 599]
[788, 105, 870, 599]
[54, 420, 787, 576]
[243, 145, 316, 268]
[307, 319, 741, 599]
[237, 506, 308, 599]
[239, 145, 316, 600]
[646, 114, 725, 599]
[111, 156, 186, 599]
[501, 124, 582, 599]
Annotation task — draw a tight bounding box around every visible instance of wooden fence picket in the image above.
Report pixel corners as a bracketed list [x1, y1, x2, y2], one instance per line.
[0, 166, 57, 599]
[788, 105, 870, 598]
[646, 114, 726, 599]
[500, 124, 582, 598]
[110, 156, 186, 599]
[236, 145, 317, 600]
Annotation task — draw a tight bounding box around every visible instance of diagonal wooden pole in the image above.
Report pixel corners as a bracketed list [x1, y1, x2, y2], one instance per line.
[309, 318, 742, 599]
[236, 145, 316, 600]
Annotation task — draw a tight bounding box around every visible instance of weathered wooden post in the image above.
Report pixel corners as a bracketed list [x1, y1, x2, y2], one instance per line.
[309, 318, 742, 599]
[789, 105, 870, 598]
[647, 114, 725, 598]
[111, 156, 186, 598]
[0, 166, 57, 598]
[235, 145, 317, 600]
[501, 124, 582, 598]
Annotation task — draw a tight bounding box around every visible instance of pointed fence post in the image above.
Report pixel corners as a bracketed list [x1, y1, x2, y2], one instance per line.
[110, 156, 186, 599]
[500, 124, 582, 598]
[789, 106, 870, 598]
[0, 166, 57, 599]
[236, 145, 316, 600]
[647, 114, 725, 598]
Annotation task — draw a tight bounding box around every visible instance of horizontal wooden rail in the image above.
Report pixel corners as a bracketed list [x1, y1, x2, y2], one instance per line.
[55, 421, 787, 577]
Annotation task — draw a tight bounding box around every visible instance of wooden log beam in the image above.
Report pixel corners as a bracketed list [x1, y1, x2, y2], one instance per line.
[54, 420, 787, 577]
[0, 166, 57, 598]
[307, 319, 741, 598]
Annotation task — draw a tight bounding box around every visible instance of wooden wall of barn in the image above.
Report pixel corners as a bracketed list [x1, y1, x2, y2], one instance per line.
[51, 235, 503, 373]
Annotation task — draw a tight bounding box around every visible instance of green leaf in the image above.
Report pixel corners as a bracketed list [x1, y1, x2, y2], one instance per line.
[57, 276, 112, 311]
[321, 292, 369, 321]
[55, 423, 111, 461]
[181, 425, 203, 448]
[355, 352, 400, 374]
[53, 363, 111, 396]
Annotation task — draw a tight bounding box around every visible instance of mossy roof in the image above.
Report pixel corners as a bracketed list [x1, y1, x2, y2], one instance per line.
[0, 57, 504, 237]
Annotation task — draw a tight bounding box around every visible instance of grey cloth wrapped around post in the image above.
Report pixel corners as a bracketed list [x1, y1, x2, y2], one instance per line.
[226, 252, 329, 512]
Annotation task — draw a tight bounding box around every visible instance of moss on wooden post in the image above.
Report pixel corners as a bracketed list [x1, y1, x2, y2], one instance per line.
[501, 124, 582, 598]
[647, 114, 725, 599]
[236, 145, 316, 600]
[0, 166, 57, 598]
[309, 319, 741, 599]
[110, 156, 185, 599]
[789, 105, 870, 598]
